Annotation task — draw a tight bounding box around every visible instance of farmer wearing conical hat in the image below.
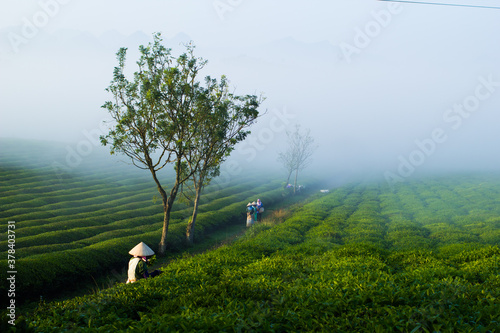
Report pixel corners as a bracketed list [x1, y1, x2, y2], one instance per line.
[126, 242, 161, 283]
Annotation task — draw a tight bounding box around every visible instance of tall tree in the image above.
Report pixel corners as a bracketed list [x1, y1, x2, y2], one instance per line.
[100, 33, 210, 255]
[183, 76, 261, 245]
[278, 125, 316, 194]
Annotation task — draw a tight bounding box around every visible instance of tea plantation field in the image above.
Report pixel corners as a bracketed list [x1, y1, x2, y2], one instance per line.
[0, 139, 297, 306]
[21, 173, 500, 332]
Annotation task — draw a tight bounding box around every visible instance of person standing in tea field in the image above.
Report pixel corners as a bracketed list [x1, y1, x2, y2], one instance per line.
[126, 242, 162, 283]
[251, 201, 259, 222]
[246, 202, 256, 227]
[256, 199, 264, 222]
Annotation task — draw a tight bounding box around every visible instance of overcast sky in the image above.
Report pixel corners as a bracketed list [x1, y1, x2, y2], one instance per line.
[1, 0, 500, 181]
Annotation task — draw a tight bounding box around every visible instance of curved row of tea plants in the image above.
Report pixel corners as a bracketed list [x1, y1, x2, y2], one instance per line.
[0, 178, 259, 253]
[388, 175, 500, 248]
[1, 140, 306, 306]
[22, 174, 500, 332]
[0, 174, 290, 305]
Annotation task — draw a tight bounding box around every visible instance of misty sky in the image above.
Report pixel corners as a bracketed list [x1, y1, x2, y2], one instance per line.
[1, 0, 500, 181]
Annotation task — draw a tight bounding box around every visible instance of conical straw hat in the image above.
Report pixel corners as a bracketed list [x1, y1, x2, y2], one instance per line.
[129, 242, 155, 257]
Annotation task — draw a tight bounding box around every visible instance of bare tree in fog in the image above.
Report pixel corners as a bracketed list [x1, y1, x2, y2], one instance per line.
[278, 124, 316, 194]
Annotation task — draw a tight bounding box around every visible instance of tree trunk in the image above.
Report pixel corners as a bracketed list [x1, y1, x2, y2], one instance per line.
[149, 163, 180, 256]
[148, 168, 170, 256]
[285, 170, 292, 189]
[158, 183, 180, 255]
[294, 169, 299, 194]
[158, 197, 171, 255]
[186, 182, 202, 245]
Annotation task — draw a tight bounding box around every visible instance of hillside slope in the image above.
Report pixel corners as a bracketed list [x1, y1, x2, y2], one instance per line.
[20, 174, 500, 332]
[0, 139, 297, 306]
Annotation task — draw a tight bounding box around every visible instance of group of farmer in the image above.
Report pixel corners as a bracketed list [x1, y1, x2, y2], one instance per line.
[126, 199, 265, 283]
[246, 199, 264, 227]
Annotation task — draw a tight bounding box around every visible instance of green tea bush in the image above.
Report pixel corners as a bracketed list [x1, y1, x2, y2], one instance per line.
[389, 235, 435, 251]
[305, 222, 344, 244]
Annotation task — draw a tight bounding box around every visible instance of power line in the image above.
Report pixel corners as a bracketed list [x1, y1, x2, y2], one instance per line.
[378, 0, 500, 9]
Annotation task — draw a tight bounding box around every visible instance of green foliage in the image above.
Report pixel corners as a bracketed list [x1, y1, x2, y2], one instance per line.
[100, 32, 263, 253]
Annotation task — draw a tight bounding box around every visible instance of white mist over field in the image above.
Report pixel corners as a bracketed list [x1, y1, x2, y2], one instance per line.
[1, 0, 500, 183]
